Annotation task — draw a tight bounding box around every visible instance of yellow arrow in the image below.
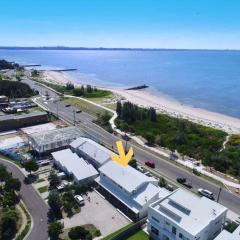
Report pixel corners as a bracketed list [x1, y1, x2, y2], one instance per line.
[111, 140, 134, 166]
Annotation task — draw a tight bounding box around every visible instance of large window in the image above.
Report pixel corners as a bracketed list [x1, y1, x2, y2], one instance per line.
[151, 225, 159, 236]
[172, 226, 177, 235]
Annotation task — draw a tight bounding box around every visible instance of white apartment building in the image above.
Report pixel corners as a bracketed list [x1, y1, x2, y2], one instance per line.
[70, 137, 112, 168]
[147, 189, 227, 240]
[96, 161, 171, 220]
[52, 149, 98, 184]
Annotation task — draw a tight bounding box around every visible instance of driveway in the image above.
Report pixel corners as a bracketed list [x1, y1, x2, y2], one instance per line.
[0, 158, 49, 240]
[61, 190, 130, 237]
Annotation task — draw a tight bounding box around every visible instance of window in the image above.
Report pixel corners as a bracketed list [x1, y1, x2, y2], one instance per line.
[179, 233, 183, 239]
[152, 216, 159, 223]
[172, 226, 177, 235]
[151, 226, 159, 235]
[165, 221, 170, 226]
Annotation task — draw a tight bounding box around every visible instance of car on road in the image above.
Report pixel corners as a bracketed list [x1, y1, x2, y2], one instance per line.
[145, 161, 155, 168]
[176, 177, 192, 187]
[76, 110, 82, 113]
[176, 177, 192, 188]
[198, 188, 215, 200]
[74, 195, 85, 206]
[65, 104, 71, 107]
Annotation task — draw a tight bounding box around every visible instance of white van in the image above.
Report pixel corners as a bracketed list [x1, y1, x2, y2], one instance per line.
[198, 188, 215, 200]
[74, 195, 85, 206]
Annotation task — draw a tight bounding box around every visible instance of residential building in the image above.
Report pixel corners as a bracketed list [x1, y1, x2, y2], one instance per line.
[95, 160, 171, 220]
[52, 148, 98, 184]
[147, 188, 227, 240]
[214, 225, 240, 240]
[70, 137, 112, 168]
[28, 126, 84, 154]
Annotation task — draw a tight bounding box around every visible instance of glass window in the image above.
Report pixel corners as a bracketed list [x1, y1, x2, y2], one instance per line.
[152, 216, 159, 223]
[179, 233, 183, 238]
[172, 226, 177, 235]
[151, 226, 159, 235]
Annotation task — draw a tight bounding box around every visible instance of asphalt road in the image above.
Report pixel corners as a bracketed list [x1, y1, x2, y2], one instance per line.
[26, 79, 240, 215]
[0, 158, 49, 240]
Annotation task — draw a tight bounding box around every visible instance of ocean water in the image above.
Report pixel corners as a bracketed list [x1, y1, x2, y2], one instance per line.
[1, 49, 240, 118]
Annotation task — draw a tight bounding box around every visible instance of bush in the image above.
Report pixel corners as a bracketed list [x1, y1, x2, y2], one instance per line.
[48, 222, 64, 240]
[68, 226, 92, 240]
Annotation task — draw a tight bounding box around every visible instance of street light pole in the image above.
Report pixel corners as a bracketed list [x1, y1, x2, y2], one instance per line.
[217, 187, 222, 203]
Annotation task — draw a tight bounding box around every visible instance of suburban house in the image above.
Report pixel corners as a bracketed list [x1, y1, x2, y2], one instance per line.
[95, 160, 171, 221]
[70, 137, 112, 168]
[52, 148, 98, 184]
[147, 188, 227, 240]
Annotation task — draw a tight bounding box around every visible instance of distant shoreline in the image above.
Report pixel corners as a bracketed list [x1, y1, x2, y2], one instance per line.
[1, 46, 240, 51]
[42, 70, 240, 134]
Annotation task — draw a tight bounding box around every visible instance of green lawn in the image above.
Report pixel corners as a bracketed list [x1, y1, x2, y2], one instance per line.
[126, 230, 149, 240]
[37, 185, 48, 193]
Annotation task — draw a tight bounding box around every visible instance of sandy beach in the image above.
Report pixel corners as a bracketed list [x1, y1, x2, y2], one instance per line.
[43, 70, 240, 134]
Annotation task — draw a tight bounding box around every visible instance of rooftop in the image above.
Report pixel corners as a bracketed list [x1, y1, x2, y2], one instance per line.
[71, 137, 112, 166]
[0, 111, 47, 121]
[214, 226, 240, 240]
[151, 189, 227, 236]
[29, 126, 84, 145]
[52, 149, 98, 182]
[99, 161, 158, 193]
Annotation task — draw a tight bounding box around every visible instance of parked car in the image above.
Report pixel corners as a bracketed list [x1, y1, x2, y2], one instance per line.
[74, 195, 85, 206]
[176, 177, 192, 188]
[65, 104, 71, 107]
[145, 161, 155, 168]
[198, 188, 215, 200]
[76, 110, 82, 113]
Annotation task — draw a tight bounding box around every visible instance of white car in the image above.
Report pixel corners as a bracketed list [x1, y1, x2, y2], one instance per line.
[74, 195, 85, 206]
[198, 188, 215, 200]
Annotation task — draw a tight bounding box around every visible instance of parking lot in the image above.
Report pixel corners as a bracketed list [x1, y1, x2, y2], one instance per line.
[61, 190, 130, 237]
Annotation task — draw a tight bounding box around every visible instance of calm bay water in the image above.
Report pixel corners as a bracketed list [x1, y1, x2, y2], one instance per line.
[1, 49, 240, 118]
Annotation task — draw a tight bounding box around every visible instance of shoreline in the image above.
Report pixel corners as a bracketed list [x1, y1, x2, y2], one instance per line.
[42, 70, 240, 134]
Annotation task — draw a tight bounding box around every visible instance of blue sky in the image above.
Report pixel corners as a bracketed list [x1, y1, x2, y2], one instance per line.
[1, 0, 240, 49]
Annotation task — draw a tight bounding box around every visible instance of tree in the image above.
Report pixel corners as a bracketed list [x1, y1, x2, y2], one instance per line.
[145, 132, 155, 145]
[4, 177, 21, 192]
[48, 222, 64, 240]
[2, 191, 19, 207]
[73, 88, 84, 96]
[49, 171, 61, 189]
[128, 159, 137, 169]
[48, 192, 62, 219]
[24, 160, 39, 176]
[86, 85, 93, 93]
[1, 209, 19, 239]
[158, 177, 167, 188]
[66, 82, 74, 90]
[116, 101, 122, 117]
[148, 107, 157, 122]
[0, 164, 11, 182]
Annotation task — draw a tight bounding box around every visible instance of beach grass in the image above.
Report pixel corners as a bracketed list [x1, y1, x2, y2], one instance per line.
[64, 97, 108, 117]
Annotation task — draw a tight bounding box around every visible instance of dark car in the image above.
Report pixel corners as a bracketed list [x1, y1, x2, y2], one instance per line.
[176, 177, 186, 184]
[176, 177, 192, 188]
[65, 104, 71, 107]
[145, 161, 155, 168]
[76, 110, 82, 113]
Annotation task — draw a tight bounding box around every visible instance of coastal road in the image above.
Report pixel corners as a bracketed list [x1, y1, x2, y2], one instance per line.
[25, 79, 240, 215]
[0, 158, 49, 240]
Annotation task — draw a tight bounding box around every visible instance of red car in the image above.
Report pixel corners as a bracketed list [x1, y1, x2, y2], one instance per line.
[145, 161, 155, 168]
